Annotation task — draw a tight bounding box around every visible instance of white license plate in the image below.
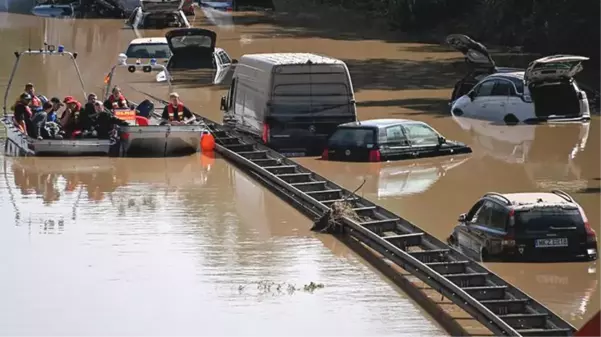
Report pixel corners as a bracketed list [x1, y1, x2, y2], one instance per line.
[535, 238, 568, 248]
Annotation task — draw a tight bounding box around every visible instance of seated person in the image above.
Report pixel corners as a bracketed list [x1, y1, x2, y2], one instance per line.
[103, 86, 129, 111]
[13, 93, 33, 134]
[47, 97, 63, 123]
[60, 96, 83, 137]
[93, 100, 129, 139]
[30, 102, 54, 139]
[161, 92, 195, 125]
[24, 83, 46, 112]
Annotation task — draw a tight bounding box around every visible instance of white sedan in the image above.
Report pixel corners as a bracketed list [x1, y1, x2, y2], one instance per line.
[450, 55, 591, 125]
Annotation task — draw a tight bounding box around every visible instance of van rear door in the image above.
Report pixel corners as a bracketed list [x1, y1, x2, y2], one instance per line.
[267, 64, 357, 153]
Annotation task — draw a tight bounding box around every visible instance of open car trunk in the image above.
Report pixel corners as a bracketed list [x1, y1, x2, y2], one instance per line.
[166, 28, 216, 70]
[140, 0, 184, 12]
[526, 55, 589, 119]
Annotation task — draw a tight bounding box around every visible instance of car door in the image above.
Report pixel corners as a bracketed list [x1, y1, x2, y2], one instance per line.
[487, 79, 512, 122]
[462, 79, 495, 119]
[400, 122, 442, 157]
[380, 125, 411, 160]
[458, 200, 492, 257]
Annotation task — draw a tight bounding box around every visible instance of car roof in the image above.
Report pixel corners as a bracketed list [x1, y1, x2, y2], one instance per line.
[485, 191, 577, 209]
[486, 72, 525, 81]
[129, 37, 168, 45]
[339, 118, 424, 128]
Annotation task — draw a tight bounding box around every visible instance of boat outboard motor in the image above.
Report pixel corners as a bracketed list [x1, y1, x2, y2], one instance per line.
[136, 99, 154, 118]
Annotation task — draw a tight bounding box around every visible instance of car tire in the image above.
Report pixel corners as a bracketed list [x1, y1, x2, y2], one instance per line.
[503, 114, 519, 125]
[480, 248, 490, 262]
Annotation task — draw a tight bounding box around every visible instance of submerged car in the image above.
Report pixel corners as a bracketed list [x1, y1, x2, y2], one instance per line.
[126, 0, 190, 29]
[200, 0, 274, 11]
[156, 28, 234, 85]
[31, 0, 126, 18]
[447, 190, 598, 262]
[125, 37, 172, 63]
[321, 119, 472, 162]
[447, 35, 592, 124]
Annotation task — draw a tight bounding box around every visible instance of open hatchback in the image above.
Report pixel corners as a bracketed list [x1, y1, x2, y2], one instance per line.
[525, 55, 590, 120]
[165, 28, 216, 69]
[446, 34, 496, 69]
[139, 0, 185, 12]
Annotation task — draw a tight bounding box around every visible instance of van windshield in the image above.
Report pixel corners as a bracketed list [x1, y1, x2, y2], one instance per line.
[271, 102, 351, 115]
[515, 207, 584, 232]
[328, 127, 376, 148]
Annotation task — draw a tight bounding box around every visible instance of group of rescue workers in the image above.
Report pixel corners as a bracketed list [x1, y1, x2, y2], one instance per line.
[12, 83, 195, 140]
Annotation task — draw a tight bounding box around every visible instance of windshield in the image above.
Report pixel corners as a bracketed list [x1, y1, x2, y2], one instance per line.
[328, 127, 376, 148]
[515, 207, 584, 232]
[142, 13, 184, 29]
[125, 43, 172, 59]
[170, 35, 213, 49]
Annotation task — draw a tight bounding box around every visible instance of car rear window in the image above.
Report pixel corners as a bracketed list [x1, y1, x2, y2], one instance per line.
[328, 127, 376, 148]
[126, 43, 172, 59]
[515, 207, 584, 232]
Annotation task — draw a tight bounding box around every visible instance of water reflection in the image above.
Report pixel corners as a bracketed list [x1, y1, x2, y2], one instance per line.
[297, 155, 471, 200]
[488, 261, 599, 326]
[452, 116, 592, 191]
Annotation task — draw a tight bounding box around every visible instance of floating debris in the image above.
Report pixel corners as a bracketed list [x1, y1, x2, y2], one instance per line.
[312, 179, 366, 233]
[236, 280, 325, 296]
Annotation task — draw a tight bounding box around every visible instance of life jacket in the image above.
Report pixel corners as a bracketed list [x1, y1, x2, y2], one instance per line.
[167, 103, 184, 121]
[109, 94, 126, 107]
[30, 95, 41, 108]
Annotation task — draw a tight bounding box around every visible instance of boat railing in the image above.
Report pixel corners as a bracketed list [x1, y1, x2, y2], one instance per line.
[103, 54, 173, 101]
[3, 44, 86, 116]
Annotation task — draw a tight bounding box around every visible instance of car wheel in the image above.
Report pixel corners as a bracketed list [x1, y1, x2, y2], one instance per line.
[452, 108, 464, 116]
[480, 248, 490, 262]
[503, 113, 519, 125]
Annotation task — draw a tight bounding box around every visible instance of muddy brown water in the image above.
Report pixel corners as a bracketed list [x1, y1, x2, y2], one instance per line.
[0, 8, 599, 335]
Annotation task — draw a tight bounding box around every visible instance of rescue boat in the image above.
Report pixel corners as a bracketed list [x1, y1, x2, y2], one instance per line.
[102, 53, 209, 157]
[1, 45, 116, 157]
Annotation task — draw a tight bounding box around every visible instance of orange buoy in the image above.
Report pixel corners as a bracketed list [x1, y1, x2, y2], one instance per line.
[200, 151, 215, 169]
[200, 131, 215, 152]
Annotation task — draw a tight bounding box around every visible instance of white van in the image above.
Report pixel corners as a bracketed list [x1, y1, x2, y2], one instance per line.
[220, 53, 357, 155]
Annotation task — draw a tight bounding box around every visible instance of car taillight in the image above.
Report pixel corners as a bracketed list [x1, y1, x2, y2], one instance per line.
[321, 148, 329, 160]
[580, 206, 597, 243]
[368, 149, 381, 162]
[226, 6, 232, 11]
[502, 209, 516, 247]
[262, 123, 270, 143]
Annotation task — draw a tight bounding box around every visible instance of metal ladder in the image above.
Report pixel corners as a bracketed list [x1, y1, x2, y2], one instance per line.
[201, 119, 576, 337]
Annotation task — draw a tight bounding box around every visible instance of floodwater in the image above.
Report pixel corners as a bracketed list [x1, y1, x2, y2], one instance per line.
[0, 4, 599, 335]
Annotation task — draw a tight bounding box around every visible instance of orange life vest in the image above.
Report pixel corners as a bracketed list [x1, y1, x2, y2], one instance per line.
[30, 95, 41, 108]
[167, 103, 184, 121]
[109, 94, 126, 107]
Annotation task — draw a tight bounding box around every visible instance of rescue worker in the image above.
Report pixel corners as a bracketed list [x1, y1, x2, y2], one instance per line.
[93, 100, 129, 139]
[13, 93, 33, 134]
[24, 83, 47, 112]
[161, 92, 195, 125]
[103, 86, 129, 110]
[60, 96, 83, 137]
[80, 93, 97, 132]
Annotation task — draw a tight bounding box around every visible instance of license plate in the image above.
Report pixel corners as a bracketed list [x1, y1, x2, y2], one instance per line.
[535, 238, 568, 248]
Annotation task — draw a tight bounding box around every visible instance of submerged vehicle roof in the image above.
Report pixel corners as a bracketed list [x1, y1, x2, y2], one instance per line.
[339, 118, 426, 128]
[129, 37, 168, 44]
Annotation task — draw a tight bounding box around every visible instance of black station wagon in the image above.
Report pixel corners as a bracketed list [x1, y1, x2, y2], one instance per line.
[321, 119, 472, 162]
[447, 190, 598, 262]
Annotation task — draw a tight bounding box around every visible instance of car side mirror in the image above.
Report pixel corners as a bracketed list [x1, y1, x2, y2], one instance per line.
[231, 59, 238, 64]
[458, 213, 467, 222]
[468, 91, 476, 101]
[438, 136, 446, 145]
[220, 96, 227, 111]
